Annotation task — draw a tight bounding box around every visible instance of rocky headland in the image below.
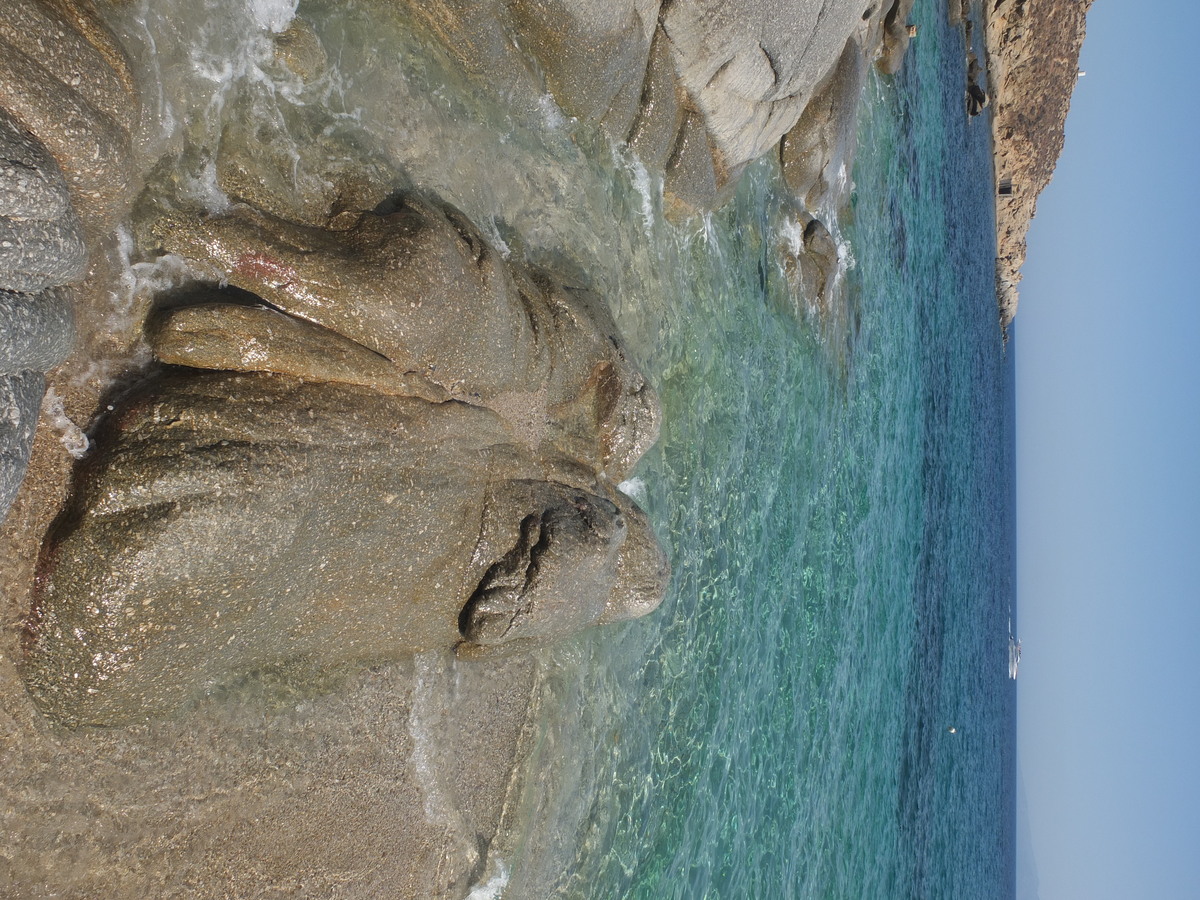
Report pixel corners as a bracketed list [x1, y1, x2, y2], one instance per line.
[986, 0, 1094, 328]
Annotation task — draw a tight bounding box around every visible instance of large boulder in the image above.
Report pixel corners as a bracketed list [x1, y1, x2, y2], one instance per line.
[780, 37, 867, 209]
[23, 193, 669, 726]
[661, 0, 869, 174]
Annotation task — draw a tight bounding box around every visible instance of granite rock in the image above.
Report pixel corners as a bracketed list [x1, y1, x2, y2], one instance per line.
[25, 194, 669, 725]
[0, 0, 135, 222]
[0, 1, 137, 525]
[0, 370, 44, 519]
[24, 373, 667, 726]
[780, 36, 866, 209]
[0, 287, 75, 374]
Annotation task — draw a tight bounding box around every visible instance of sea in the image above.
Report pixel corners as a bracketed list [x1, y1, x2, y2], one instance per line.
[104, 0, 1017, 896]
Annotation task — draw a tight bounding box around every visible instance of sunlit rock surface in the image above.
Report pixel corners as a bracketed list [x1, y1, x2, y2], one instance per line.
[24, 192, 668, 726]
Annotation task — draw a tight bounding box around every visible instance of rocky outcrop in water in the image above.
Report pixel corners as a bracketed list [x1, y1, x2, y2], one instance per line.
[24, 194, 669, 726]
[0, 0, 136, 523]
[988, 0, 1094, 327]
[394, 0, 919, 219]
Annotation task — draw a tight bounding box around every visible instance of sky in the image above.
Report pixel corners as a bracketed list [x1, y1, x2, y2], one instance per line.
[1014, 1, 1200, 898]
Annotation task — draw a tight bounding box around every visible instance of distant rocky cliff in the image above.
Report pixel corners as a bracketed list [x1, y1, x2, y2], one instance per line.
[987, 0, 1094, 328]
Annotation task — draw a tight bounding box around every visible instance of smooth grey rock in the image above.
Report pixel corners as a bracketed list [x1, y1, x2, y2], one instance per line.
[661, 0, 870, 172]
[0, 109, 87, 293]
[0, 287, 74, 374]
[0, 213, 87, 293]
[0, 369, 43, 522]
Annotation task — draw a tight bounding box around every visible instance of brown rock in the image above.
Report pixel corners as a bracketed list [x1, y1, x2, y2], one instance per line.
[24, 193, 669, 726]
[988, 0, 1094, 326]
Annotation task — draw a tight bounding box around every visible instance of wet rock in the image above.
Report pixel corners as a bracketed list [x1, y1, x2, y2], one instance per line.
[24, 374, 668, 726]
[780, 37, 867, 209]
[216, 109, 398, 229]
[625, 24, 687, 171]
[148, 196, 659, 478]
[0, 0, 136, 223]
[781, 213, 840, 312]
[663, 108, 722, 221]
[273, 18, 329, 82]
[876, 0, 917, 76]
[387, 0, 895, 217]
[0, 287, 75, 374]
[25, 193, 668, 725]
[506, 0, 658, 138]
[0, 3, 136, 525]
[0, 370, 43, 518]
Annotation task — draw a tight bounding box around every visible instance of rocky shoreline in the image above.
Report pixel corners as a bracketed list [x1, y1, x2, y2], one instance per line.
[0, 0, 932, 895]
[985, 0, 1094, 329]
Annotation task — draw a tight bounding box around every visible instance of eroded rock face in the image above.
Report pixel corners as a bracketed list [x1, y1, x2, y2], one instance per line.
[23, 195, 669, 726]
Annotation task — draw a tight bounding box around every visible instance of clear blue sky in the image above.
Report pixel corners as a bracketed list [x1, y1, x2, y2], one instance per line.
[1015, 1, 1200, 898]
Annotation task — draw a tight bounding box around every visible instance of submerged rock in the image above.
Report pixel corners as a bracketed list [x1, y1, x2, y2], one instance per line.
[24, 194, 669, 726]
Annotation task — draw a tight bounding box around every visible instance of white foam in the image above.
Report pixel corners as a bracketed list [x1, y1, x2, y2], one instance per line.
[42, 388, 90, 459]
[465, 860, 510, 900]
[780, 217, 804, 257]
[248, 0, 298, 33]
[618, 477, 647, 505]
[629, 157, 657, 235]
[537, 93, 566, 131]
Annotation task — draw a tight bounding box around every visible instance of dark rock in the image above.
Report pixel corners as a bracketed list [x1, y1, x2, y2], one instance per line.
[0, 287, 74, 374]
[0, 370, 43, 521]
[967, 82, 989, 116]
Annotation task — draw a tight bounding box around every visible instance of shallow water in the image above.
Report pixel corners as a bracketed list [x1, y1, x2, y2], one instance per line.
[488, 3, 1016, 898]
[85, 0, 1014, 895]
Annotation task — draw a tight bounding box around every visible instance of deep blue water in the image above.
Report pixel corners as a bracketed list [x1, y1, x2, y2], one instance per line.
[497, 2, 1018, 897]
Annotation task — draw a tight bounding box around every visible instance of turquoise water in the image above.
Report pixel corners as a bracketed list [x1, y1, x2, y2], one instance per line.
[101, 0, 1015, 893]
[498, 3, 1016, 898]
